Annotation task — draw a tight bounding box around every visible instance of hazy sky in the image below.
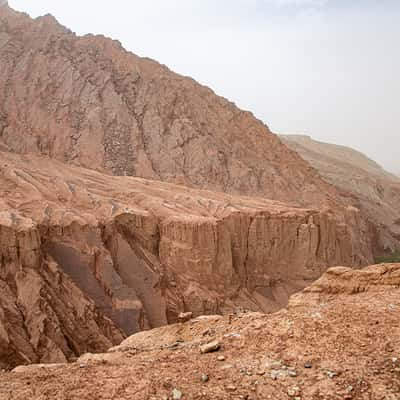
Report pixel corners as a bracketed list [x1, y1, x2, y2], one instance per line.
[9, 0, 400, 173]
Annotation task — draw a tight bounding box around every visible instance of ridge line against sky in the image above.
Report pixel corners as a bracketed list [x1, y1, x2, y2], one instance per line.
[8, 0, 400, 173]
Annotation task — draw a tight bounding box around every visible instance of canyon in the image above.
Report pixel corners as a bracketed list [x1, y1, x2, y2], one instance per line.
[0, 150, 372, 369]
[0, 5, 398, 397]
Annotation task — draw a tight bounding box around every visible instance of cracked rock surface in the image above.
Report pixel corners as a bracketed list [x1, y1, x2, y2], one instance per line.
[0, 150, 373, 369]
[0, 5, 354, 210]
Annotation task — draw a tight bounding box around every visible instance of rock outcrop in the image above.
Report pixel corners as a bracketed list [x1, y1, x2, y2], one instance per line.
[289, 263, 400, 309]
[0, 212, 123, 370]
[0, 5, 349, 209]
[2, 263, 399, 399]
[0, 150, 373, 368]
[282, 134, 400, 255]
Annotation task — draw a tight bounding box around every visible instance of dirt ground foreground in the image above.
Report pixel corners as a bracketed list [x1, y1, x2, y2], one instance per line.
[1, 264, 400, 400]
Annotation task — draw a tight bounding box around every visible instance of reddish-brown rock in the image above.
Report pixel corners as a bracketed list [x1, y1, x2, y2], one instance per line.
[0, 150, 373, 368]
[0, 5, 384, 372]
[0, 5, 350, 210]
[2, 263, 399, 399]
[0, 212, 123, 370]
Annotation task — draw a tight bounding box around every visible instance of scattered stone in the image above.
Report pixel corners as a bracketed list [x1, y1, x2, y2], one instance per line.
[172, 388, 182, 400]
[223, 332, 241, 339]
[287, 386, 301, 397]
[201, 374, 209, 383]
[304, 362, 312, 369]
[217, 355, 225, 361]
[270, 371, 279, 380]
[202, 328, 216, 337]
[167, 342, 181, 350]
[269, 361, 282, 370]
[200, 340, 221, 354]
[178, 312, 193, 323]
[327, 371, 338, 378]
[311, 312, 322, 319]
[256, 370, 265, 376]
[288, 369, 298, 377]
[226, 385, 237, 392]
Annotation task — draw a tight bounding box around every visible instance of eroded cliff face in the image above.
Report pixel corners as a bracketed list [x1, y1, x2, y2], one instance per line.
[3, 263, 400, 400]
[0, 4, 381, 371]
[0, 212, 124, 370]
[0, 151, 374, 368]
[0, 5, 347, 209]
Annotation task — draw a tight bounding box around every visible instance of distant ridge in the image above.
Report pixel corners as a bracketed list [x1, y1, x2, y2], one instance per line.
[282, 134, 400, 254]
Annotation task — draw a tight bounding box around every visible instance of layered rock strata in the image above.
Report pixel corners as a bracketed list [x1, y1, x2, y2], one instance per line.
[0, 150, 373, 368]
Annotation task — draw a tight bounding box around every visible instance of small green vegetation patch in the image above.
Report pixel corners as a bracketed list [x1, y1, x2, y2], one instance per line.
[375, 251, 400, 264]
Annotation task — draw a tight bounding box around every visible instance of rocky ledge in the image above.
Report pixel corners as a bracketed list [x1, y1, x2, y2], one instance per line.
[1, 263, 399, 399]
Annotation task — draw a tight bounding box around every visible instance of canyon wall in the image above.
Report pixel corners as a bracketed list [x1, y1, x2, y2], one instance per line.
[0, 151, 373, 368]
[0, 5, 383, 371]
[0, 212, 123, 370]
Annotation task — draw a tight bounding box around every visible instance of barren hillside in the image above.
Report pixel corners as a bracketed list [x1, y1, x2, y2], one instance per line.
[282, 135, 400, 254]
[0, 4, 349, 208]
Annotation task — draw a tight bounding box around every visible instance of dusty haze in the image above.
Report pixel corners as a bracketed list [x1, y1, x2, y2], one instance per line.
[9, 0, 400, 173]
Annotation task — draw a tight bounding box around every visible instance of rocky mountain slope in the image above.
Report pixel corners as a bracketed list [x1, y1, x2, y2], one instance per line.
[0, 4, 350, 209]
[281, 135, 400, 254]
[0, 150, 373, 369]
[0, 3, 390, 376]
[2, 263, 399, 399]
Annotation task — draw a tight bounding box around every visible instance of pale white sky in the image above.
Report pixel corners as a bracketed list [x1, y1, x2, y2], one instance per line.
[9, 0, 400, 173]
